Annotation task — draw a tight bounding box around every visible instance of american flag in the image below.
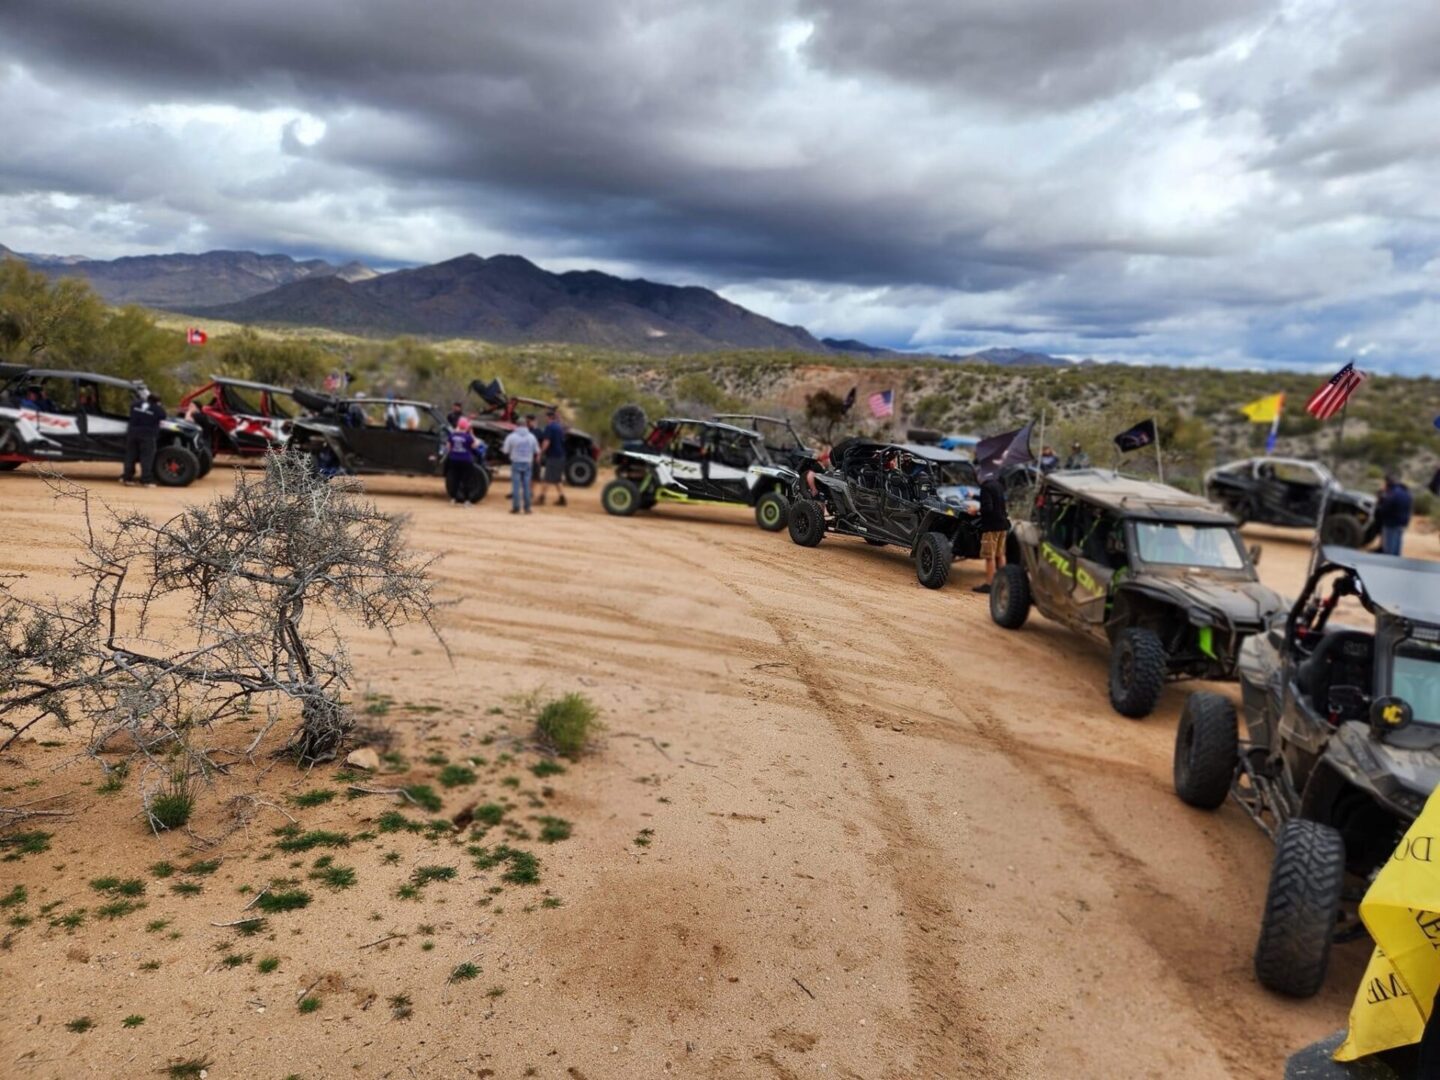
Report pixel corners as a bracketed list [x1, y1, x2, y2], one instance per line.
[185, 326, 207, 345]
[868, 389, 894, 419]
[1305, 361, 1367, 421]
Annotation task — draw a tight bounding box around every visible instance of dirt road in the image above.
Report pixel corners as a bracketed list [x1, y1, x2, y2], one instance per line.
[3, 465, 1429, 1079]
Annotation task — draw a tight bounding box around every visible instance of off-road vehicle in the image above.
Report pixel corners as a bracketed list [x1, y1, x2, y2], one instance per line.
[1206, 457, 1378, 548]
[601, 416, 797, 530]
[469, 378, 599, 487]
[1171, 547, 1440, 998]
[992, 469, 1284, 717]
[712, 414, 816, 473]
[786, 438, 985, 589]
[287, 389, 490, 502]
[0, 364, 210, 485]
[180, 376, 297, 460]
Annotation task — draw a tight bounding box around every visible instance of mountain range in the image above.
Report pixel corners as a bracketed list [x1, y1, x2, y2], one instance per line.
[1, 243, 1074, 364]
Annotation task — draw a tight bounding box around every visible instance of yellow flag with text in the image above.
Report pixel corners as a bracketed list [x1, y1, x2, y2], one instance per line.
[1335, 791, 1440, 1061]
[1239, 393, 1285, 423]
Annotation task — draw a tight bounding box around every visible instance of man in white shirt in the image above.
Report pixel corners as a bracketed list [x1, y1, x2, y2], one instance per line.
[501, 415, 542, 514]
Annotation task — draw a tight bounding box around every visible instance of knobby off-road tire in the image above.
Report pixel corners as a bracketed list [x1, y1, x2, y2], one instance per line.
[195, 448, 214, 478]
[1108, 626, 1167, 718]
[611, 404, 648, 442]
[446, 465, 491, 503]
[1173, 692, 1238, 809]
[915, 531, 952, 590]
[564, 454, 598, 488]
[1254, 819, 1346, 998]
[154, 445, 200, 487]
[1319, 513, 1364, 549]
[788, 498, 825, 547]
[602, 478, 640, 516]
[755, 490, 790, 532]
[990, 564, 1032, 629]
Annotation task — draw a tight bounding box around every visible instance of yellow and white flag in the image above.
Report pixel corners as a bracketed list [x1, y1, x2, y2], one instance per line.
[1335, 792, 1440, 1061]
[1239, 392, 1285, 423]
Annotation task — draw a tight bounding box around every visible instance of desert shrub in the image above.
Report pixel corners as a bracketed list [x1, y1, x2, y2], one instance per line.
[147, 771, 196, 832]
[534, 693, 601, 759]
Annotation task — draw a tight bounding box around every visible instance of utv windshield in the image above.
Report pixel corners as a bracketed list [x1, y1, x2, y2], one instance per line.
[1393, 638, 1440, 726]
[1133, 521, 1246, 570]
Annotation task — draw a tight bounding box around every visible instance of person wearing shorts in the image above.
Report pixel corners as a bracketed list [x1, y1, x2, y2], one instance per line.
[973, 472, 1010, 594]
[537, 407, 568, 507]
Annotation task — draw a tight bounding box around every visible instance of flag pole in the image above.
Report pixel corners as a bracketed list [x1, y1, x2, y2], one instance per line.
[1333, 397, 1349, 474]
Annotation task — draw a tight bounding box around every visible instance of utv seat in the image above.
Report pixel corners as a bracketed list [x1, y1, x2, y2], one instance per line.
[1297, 629, 1374, 722]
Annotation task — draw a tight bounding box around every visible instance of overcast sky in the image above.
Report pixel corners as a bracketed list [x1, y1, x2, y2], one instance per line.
[0, 0, 1437, 372]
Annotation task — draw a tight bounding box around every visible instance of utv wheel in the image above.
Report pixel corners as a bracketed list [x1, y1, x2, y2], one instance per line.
[1108, 627, 1167, 718]
[154, 445, 199, 487]
[0, 461, 20, 471]
[755, 490, 790, 532]
[788, 498, 825, 547]
[564, 454, 598, 488]
[1254, 820, 1345, 998]
[990, 564, 1031, 629]
[915, 532, 952, 590]
[1319, 513, 1364, 549]
[611, 404, 648, 442]
[1173, 692, 1238, 809]
[602, 478, 640, 516]
[195, 448, 214, 478]
[447, 466, 491, 503]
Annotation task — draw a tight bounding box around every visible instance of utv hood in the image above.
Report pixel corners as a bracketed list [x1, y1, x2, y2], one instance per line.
[1128, 574, 1284, 630]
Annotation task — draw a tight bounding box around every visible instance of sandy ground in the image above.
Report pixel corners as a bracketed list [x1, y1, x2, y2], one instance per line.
[1, 462, 1436, 1080]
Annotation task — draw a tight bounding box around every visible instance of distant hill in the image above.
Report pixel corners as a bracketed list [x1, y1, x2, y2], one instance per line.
[196, 253, 828, 354]
[952, 347, 1072, 368]
[7, 247, 376, 308]
[822, 337, 902, 357]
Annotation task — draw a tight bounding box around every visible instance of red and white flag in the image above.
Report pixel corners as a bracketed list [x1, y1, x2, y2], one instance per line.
[1304, 361, 1366, 421]
[186, 327, 208, 345]
[868, 389, 894, 419]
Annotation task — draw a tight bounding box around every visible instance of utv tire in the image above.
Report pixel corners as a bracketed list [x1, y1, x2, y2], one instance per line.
[915, 532, 952, 590]
[154, 445, 199, 487]
[564, 454, 598, 488]
[1173, 692, 1238, 809]
[1319, 513, 1364, 549]
[1109, 626, 1167, 718]
[906, 427, 943, 445]
[602, 478, 640, 516]
[0, 461, 20, 471]
[755, 490, 790, 532]
[990, 564, 1032, 629]
[788, 498, 825, 547]
[195, 448, 214, 478]
[611, 404, 648, 442]
[1254, 820, 1345, 998]
[446, 465, 490, 503]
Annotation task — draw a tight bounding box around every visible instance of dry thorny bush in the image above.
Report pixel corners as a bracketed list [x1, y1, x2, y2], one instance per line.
[0, 453, 440, 829]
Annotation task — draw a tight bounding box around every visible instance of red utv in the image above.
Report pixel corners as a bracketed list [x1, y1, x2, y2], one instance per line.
[467, 378, 599, 487]
[179, 376, 298, 460]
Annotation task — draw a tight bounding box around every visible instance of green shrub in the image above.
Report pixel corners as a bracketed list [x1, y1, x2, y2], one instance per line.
[403, 785, 443, 812]
[255, 888, 311, 914]
[534, 693, 602, 759]
[148, 772, 195, 831]
[437, 765, 476, 789]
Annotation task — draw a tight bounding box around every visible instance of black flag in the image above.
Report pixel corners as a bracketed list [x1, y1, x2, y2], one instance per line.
[974, 421, 1035, 479]
[1114, 418, 1157, 453]
[842, 386, 857, 413]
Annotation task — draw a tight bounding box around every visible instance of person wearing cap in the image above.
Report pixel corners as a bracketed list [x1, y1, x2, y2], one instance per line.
[501, 414, 541, 514]
[446, 401, 465, 428]
[537, 406, 568, 508]
[1064, 441, 1091, 470]
[122, 391, 166, 487]
[1039, 445, 1060, 474]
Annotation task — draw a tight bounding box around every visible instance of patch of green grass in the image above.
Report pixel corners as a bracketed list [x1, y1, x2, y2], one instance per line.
[529, 758, 566, 778]
[98, 762, 129, 794]
[92, 876, 146, 897]
[65, 1016, 94, 1033]
[423, 752, 450, 767]
[0, 884, 25, 908]
[421, 940, 434, 951]
[289, 789, 336, 808]
[541, 896, 563, 909]
[274, 829, 350, 853]
[500, 776, 521, 789]
[486, 985, 505, 998]
[437, 765, 476, 789]
[381, 850, 402, 864]
[298, 996, 321, 1014]
[1, 830, 52, 860]
[381, 751, 408, 771]
[97, 899, 146, 919]
[255, 888, 311, 914]
[235, 917, 267, 936]
[171, 881, 203, 897]
[51, 908, 86, 930]
[149, 861, 175, 878]
[139, 960, 161, 970]
[403, 785, 443, 813]
[148, 772, 196, 831]
[634, 828, 654, 847]
[536, 817, 572, 843]
[145, 918, 171, 933]
[333, 769, 361, 783]
[182, 859, 221, 875]
[122, 1015, 144, 1028]
[450, 962, 480, 982]
[470, 844, 541, 885]
[473, 803, 506, 829]
[388, 993, 413, 1020]
[411, 865, 457, 887]
[376, 811, 423, 834]
[222, 953, 251, 968]
[534, 692, 602, 759]
[395, 884, 420, 901]
[309, 864, 357, 891]
[9, 913, 33, 927]
[257, 955, 280, 973]
[166, 1060, 212, 1080]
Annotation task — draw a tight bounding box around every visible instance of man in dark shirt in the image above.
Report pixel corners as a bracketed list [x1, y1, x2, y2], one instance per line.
[1376, 474, 1412, 556]
[122, 392, 166, 486]
[972, 472, 1011, 594]
[536, 407, 568, 508]
[446, 401, 464, 428]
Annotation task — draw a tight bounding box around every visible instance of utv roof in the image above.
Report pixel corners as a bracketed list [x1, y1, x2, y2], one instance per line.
[657, 418, 763, 438]
[206, 376, 295, 395]
[833, 437, 970, 464]
[712, 414, 790, 425]
[1046, 469, 1234, 524]
[0, 365, 142, 390]
[1216, 456, 1335, 473]
[1317, 546, 1440, 624]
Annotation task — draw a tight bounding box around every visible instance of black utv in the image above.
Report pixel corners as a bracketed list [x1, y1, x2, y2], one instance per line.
[468, 379, 600, 487]
[1206, 457, 1378, 548]
[711, 414, 816, 474]
[1172, 548, 1440, 998]
[993, 470, 1284, 717]
[786, 438, 984, 589]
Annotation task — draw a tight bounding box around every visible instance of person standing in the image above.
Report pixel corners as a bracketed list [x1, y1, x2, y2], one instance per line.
[537, 407, 568, 507]
[446, 401, 465, 428]
[972, 470, 1010, 594]
[1064, 441, 1091, 470]
[1039, 445, 1060, 474]
[501, 415, 541, 514]
[444, 417, 485, 506]
[122, 392, 166, 487]
[1376, 474, 1412, 556]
